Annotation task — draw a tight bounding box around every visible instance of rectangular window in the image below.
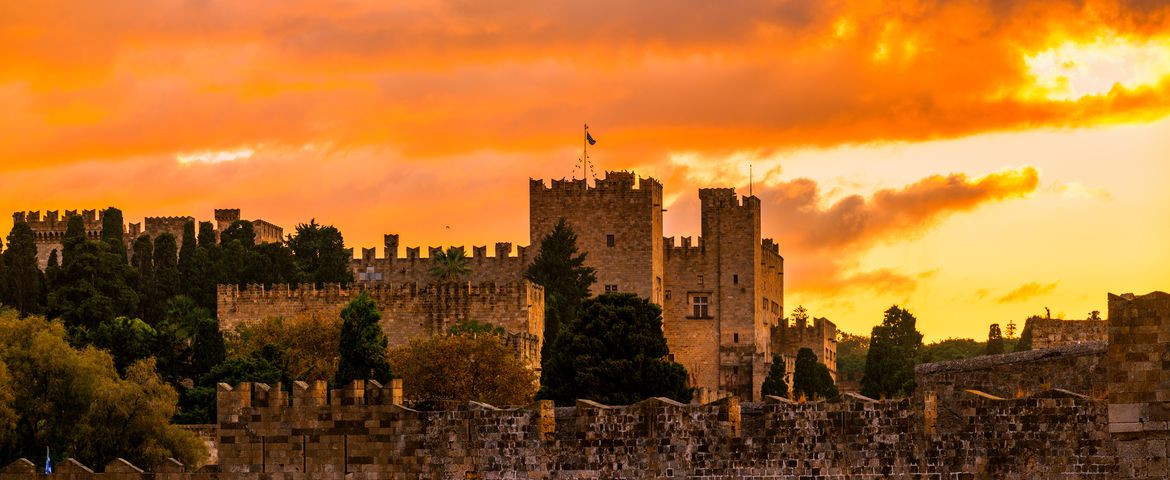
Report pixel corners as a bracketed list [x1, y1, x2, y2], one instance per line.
[665, 290, 671, 300]
[606, 234, 615, 247]
[733, 333, 739, 343]
[698, 274, 704, 285]
[733, 274, 739, 284]
[604, 284, 618, 292]
[691, 295, 709, 318]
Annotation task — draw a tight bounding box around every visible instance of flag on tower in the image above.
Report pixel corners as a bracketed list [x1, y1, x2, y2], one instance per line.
[586, 131, 596, 145]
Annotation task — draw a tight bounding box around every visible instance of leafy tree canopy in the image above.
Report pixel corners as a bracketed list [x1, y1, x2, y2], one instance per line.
[388, 333, 536, 409]
[861, 305, 923, 399]
[429, 246, 471, 283]
[288, 219, 352, 287]
[525, 218, 596, 387]
[333, 292, 391, 386]
[761, 355, 788, 398]
[226, 312, 341, 385]
[539, 293, 691, 405]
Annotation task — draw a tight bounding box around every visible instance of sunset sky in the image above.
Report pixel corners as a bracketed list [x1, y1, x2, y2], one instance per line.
[2, 0, 1168, 340]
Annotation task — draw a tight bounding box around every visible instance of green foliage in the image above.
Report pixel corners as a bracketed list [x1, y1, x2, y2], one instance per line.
[101, 207, 127, 261]
[986, 323, 1005, 355]
[793, 348, 837, 400]
[918, 338, 984, 363]
[448, 319, 505, 337]
[333, 292, 392, 386]
[4, 221, 42, 316]
[226, 312, 341, 384]
[861, 305, 923, 399]
[388, 333, 537, 409]
[220, 220, 255, 248]
[91, 316, 158, 373]
[154, 296, 224, 384]
[178, 221, 197, 293]
[153, 233, 180, 303]
[45, 249, 61, 290]
[0, 312, 206, 469]
[288, 220, 352, 287]
[429, 246, 471, 283]
[525, 218, 597, 386]
[49, 217, 139, 335]
[835, 332, 869, 385]
[539, 293, 692, 405]
[132, 235, 156, 320]
[761, 355, 788, 398]
[196, 221, 217, 248]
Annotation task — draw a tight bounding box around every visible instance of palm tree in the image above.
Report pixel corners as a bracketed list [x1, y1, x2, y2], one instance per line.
[429, 246, 471, 283]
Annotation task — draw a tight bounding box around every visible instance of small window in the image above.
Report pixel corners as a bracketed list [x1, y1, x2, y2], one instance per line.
[733, 274, 739, 284]
[733, 333, 739, 343]
[606, 234, 615, 247]
[698, 274, 704, 285]
[604, 284, 618, 293]
[691, 295, 709, 318]
[667, 354, 675, 362]
[665, 290, 672, 300]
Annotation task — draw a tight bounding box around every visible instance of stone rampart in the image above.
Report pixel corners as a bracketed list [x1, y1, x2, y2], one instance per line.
[1030, 317, 1107, 349]
[351, 241, 531, 286]
[217, 281, 545, 369]
[2, 381, 1121, 479]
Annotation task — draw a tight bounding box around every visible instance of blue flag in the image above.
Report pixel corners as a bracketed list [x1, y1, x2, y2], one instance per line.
[44, 447, 51, 474]
[586, 131, 597, 145]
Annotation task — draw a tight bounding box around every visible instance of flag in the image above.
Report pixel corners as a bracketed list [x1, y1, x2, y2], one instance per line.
[586, 131, 596, 145]
[44, 447, 51, 474]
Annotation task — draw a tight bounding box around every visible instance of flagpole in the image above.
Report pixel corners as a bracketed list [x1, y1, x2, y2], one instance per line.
[583, 123, 588, 181]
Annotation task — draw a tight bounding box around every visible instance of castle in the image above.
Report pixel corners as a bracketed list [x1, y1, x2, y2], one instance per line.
[16, 171, 834, 401]
[344, 171, 833, 401]
[3, 291, 1166, 479]
[14, 208, 283, 269]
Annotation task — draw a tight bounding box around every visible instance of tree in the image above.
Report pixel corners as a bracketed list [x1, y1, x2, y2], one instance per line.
[836, 332, 869, 386]
[49, 217, 140, 338]
[333, 292, 391, 386]
[154, 296, 224, 383]
[288, 220, 352, 287]
[196, 221, 217, 248]
[525, 218, 597, 383]
[0, 311, 205, 469]
[861, 306, 923, 399]
[761, 355, 789, 398]
[90, 316, 158, 373]
[4, 221, 42, 316]
[226, 312, 341, 384]
[793, 348, 835, 400]
[153, 233, 180, 303]
[429, 246, 471, 283]
[813, 363, 838, 399]
[100, 207, 127, 261]
[448, 319, 505, 337]
[131, 235, 156, 320]
[45, 249, 61, 290]
[388, 333, 537, 409]
[986, 323, 1005, 355]
[178, 220, 197, 293]
[918, 338, 984, 363]
[539, 293, 691, 405]
[219, 220, 255, 249]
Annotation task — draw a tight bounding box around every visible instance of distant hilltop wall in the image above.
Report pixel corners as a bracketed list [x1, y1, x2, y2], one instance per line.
[216, 281, 545, 369]
[351, 237, 531, 286]
[1029, 317, 1107, 349]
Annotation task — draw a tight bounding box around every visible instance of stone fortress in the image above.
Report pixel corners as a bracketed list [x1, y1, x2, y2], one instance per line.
[14, 208, 283, 269]
[3, 291, 1168, 479]
[219, 171, 836, 402]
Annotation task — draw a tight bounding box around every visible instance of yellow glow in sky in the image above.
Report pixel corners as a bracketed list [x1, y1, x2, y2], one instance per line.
[1025, 35, 1170, 101]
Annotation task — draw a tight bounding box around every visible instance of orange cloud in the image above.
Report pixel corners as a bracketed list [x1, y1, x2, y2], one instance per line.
[997, 281, 1060, 304]
[2, 0, 1170, 171]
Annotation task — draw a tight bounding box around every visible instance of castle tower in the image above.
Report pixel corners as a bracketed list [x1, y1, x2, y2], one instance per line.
[529, 171, 664, 304]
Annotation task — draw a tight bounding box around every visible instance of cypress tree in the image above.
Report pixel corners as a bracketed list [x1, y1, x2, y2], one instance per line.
[131, 235, 155, 319]
[333, 292, 392, 386]
[986, 323, 1005, 355]
[5, 222, 43, 316]
[100, 207, 126, 261]
[761, 355, 789, 398]
[793, 348, 818, 400]
[62, 215, 87, 263]
[197, 222, 217, 248]
[178, 221, 196, 294]
[45, 249, 61, 290]
[153, 233, 180, 302]
[525, 218, 597, 386]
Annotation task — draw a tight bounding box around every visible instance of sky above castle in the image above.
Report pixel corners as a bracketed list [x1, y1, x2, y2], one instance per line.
[2, 0, 1168, 340]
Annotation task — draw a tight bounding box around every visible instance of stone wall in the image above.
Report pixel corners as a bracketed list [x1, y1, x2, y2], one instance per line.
[916, 340, 1106, 415]
[217, 281, 545, 369]
[350, 239, 531, 286]
[1030, 317, 1107, 349]
[1107, 291, 1170, 479]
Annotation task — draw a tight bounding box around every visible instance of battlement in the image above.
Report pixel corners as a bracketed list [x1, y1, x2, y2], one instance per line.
[529, 170, 663, 197]
[218, 281, 540, 303]
[213, 208, 241, 222]
[14, 209, 105, 228]
[662, 235, 704, 257]
[698, 188, 760, 210]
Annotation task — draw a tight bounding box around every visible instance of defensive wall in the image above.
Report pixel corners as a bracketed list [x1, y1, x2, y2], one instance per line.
[2, 290, 1167, 479]
[1029, 316, 1108, 349]
[216, 281, 545, 370]
[351, 238, 531, 286]
[13, 208, 282, 269]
